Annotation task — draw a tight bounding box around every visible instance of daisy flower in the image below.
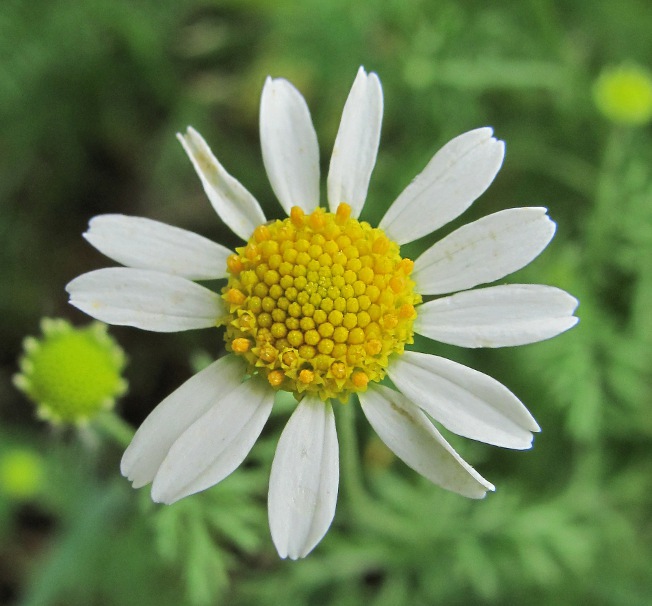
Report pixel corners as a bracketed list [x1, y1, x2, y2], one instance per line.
[66, 67, 578, 559]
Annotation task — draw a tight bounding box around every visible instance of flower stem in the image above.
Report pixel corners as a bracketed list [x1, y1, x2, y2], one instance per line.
[337, 399, 419, 539]
[337, 398, 367, 511]
[586, 125, 630, 280]
[93, 412, 135, 448]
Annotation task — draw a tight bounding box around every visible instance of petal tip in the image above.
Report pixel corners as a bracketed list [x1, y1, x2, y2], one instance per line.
[522, 432, 537, 448]
[85, 214, 103, 229]
[493, 137, 506, 156]
[150, 491, 166, 505]
[475, 126, 494, 139]
[525, 415, 541, 437]
[179, 126, 203, 148]
[81, 230, 91, 244]
[150, 481, 175, 505]
[120, 459, 152, 490]
[264, 75, 286, 94]
[129, 478, 149, 490]
[355, 65, 381, 86]
[544, 211, 557, 229]
[475, 479, 496, 498]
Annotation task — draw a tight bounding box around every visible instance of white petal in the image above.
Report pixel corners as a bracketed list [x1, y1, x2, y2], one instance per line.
[121, 355, 246, 488]
[413, 207, 556, 295]
[415, 284, 579, 347]
[260, 77, 320, 215]
[388, 351, 539, 449]
[177, 127, 266, 241]
[360, 384, 494, 498]
[379, 128, 505, 245]
[83, 214, 232, 280]
[327, 67, 383, 218]
[268, 396, 338, 560]
[66, 268, 223, 332]
[151, 375, 274, 504]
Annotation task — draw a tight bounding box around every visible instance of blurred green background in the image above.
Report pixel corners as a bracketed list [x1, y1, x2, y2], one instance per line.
[2, 0, 652, 604]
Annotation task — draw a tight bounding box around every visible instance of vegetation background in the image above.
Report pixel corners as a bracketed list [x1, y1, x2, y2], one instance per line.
[1, 0, 651, 604]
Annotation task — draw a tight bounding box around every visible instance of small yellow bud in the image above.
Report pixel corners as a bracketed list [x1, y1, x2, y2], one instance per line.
[232, 338, 251, 353]
[254, 224, 270, 242]
[330, 361, 347, 379]
[268, 370, 284, 387]
[352, 371, 369, 388]
[335, 203, 351, 224]
[225, 289, 246, 305]
[290, 206, 305, 227]
[227, 254, 244, 274]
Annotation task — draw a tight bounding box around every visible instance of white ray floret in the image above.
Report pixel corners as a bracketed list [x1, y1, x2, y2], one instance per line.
[84, 214, 232, 280]
[152, 375, 274, 504]
[268, 396, 339, 560]
[360, 385, 494, 498]
[260, 77, 321, 215]
[327, 66, 383, 218]
[66, 268, 224, 332]
[388, 351, 540, 450]
[415, 284, 579, 348]
[413, 207, 556, 295]
[121, 355, 247, 488]
[178, 126, 266, 241]
[379, 128, 505, 245]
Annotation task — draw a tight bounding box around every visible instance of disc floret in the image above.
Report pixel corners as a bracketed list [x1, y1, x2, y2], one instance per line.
[223, 203, 420, 400]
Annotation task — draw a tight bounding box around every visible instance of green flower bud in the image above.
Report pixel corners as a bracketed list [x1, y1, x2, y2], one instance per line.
[14, 319, 128, 424]
[593, 63, 652, 126]
[0, 449, 44, 499]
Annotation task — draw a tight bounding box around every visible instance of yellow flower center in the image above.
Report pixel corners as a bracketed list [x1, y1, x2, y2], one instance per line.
[223, 203, 421, 401]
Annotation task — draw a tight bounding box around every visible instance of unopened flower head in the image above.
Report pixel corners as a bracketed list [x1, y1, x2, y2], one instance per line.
[14, 318, 127, 424]
[593, 63, 652, 126]
[66, 67, 578, 559]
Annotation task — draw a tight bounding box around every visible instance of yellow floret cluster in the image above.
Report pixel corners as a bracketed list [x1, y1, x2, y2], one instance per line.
[223, 203, 421, 401]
